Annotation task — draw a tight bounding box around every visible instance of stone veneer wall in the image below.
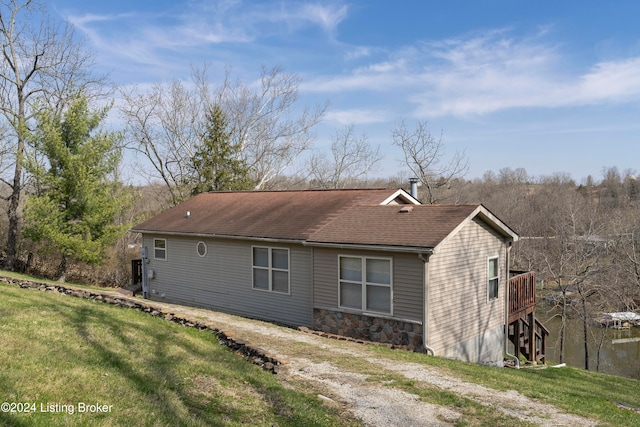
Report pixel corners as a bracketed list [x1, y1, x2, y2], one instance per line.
[313, 308, 424, 351]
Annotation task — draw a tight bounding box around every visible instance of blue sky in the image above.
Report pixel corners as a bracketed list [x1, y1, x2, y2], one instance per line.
[50, 0, 640, 183]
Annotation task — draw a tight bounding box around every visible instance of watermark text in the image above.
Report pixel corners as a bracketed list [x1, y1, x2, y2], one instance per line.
[1, 401, 113, 415]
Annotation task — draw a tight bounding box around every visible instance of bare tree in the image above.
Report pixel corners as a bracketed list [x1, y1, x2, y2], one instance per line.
[307, 124, 382, 189]
[121, 66, 327, 205]
[120, 79, 204, 206]
[392, 120, 468, 204]
[0, 0, 106, 270]
[536, 188, 604, 368]
[215, 66, 328, 189]
[608, 207, 640, 310]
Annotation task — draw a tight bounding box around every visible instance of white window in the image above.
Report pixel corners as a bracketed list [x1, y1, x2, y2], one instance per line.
[252, 247, 289, 293]
[339, 256, 392, 314]
[488, 257, 499, 300]
[154, 238, 167, 260]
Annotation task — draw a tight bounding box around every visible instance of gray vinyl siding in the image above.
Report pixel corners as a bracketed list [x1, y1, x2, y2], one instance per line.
[313, 247, 423, 323]
[142, 234, 313, 327]
[427, 218, 507, 352]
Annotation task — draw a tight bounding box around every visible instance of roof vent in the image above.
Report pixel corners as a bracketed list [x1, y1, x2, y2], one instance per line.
[185, 211, 191, 219]
[399, 206, 413, 213]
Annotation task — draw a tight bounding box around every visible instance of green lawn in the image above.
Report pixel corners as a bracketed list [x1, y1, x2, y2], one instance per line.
[363, 344, 640, 426]
[0, 282, 358, 427]
[3, 271, 640, 426]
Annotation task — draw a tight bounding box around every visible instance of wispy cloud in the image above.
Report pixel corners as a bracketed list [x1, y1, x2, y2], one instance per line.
[65, 1, 349, 75]
[300, 3, 348, 34]
[304, 29, 640, 117]
[344, 46, 371, 60]
[572, 57, 640, 103]
[325, 109, 389, 125]
[178, 1, 349, 43]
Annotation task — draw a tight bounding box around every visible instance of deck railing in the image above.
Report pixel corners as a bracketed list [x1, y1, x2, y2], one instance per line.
[508, 271, 537, 323]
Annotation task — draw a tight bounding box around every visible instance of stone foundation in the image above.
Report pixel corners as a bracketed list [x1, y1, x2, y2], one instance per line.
[313, 308, 424, 351]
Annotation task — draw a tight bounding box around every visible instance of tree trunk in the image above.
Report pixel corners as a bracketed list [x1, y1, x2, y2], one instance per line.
[56, 254, 68, 283]
[559, 290, 567, 363]
[595, 326, 607, 372]
[581, 294, 590, 370]
[4, 137, 24, 271]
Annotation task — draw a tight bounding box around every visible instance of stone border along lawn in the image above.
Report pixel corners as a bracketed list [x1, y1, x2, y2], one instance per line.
[0, 275, 282, 374]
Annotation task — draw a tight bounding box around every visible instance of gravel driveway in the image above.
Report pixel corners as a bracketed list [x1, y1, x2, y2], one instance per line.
[154, 301, 597, 427]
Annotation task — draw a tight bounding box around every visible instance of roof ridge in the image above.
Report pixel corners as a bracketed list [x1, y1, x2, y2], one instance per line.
[203, 188, 392, 194]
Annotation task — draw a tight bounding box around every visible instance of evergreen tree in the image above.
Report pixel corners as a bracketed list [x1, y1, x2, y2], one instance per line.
[190, 104, 252, 194]
[24, 95, 130, 281]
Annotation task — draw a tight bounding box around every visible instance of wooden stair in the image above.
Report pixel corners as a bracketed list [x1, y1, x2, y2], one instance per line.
[508, 314, 549, 363]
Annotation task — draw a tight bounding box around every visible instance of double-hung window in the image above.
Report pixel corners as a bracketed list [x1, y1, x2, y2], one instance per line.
[488, 256, 499, 300]
[252, 247, 289, 293]
[339, 256, 392, 314]
[154, 238, 167, 260]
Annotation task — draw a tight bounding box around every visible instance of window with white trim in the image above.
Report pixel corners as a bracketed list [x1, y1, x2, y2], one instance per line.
[252, 247, 289, 293]
[154, 238, 167, 260]
[488, 256, 499, 300]
[339, 256, 392, 314]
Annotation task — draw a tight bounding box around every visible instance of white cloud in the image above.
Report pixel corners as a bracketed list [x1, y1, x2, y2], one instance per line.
[300, 3, 348, 33]
[301, 55, 416, 92]
[175, 1, 348, 44]
[65, 1, 350, 79]
[304, 29, 640, 117]
[573, 57, 640, 103]
[345, 46, 372, 60]
[325, 109, 388, 125]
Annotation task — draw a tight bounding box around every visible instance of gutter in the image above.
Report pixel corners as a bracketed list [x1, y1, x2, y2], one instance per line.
[130, 229, 304, 245]
[132, 230, 437, 255]
[418, 252, 436, 356]
[304, 241, 436, 255]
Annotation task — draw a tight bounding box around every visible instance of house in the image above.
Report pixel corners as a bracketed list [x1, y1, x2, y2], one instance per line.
[131, 188, 532, 365]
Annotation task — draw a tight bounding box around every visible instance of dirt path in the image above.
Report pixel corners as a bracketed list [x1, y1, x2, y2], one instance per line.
[154, 302, 596, 427]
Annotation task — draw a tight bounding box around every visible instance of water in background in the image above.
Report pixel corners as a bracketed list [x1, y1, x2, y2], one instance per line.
[538, 304, 640, 380]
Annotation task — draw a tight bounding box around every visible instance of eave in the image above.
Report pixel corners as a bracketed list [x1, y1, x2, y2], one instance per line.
[130, 229, 304, 245]
[303, 241, 435, 254]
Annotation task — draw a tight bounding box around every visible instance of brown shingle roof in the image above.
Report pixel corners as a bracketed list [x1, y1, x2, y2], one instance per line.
[132, 190, 517, 249]
[132, 189, 406, 241]
[306, 204, 480, 249]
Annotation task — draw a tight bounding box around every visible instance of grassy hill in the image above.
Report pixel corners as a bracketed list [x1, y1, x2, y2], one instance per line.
[0, 280, 358, 427]
[1, 273, 640, 426]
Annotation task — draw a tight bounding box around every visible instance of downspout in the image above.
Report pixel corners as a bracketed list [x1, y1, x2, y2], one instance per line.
[504, 241, 520, 369]
[419, 252, 436, 356]
[140, 246, 149, 299]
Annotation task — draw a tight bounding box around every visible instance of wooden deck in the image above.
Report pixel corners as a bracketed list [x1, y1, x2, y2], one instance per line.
[508, 271, 549, 363]
[508, 271, 537, 323]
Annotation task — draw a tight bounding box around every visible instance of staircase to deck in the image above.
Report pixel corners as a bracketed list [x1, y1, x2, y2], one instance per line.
[508, 312, 549, 363]
[508, 271, 549, 364]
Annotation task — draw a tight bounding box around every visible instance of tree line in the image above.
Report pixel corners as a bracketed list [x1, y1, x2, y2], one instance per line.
[1, 1, 638, 374]
[455, 167, 640, 370]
